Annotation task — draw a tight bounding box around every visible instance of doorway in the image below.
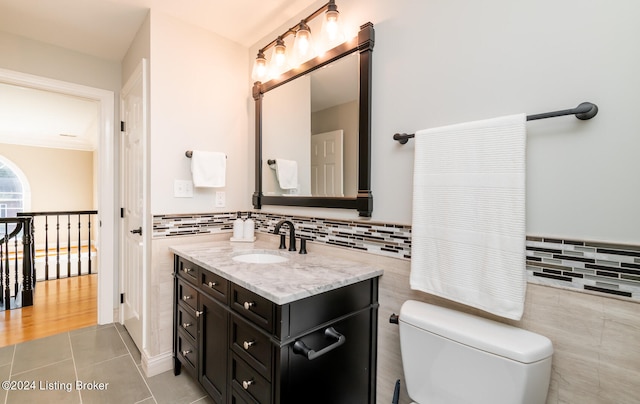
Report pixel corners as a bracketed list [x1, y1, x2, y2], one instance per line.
[0, 67, 116, 325]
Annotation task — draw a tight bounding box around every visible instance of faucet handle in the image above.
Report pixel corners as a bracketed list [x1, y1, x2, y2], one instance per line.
[299, 238, 307, 255]
[278, 234, 287, 250]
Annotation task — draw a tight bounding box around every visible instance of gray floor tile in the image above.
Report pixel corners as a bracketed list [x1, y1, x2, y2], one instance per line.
[70, 325, 129, 370]
[76, 355, 152, 404]
[6, 358, 81, 404]
[69, 323, 115, 336]
[0, 363, 10, 403]
[3, 324, 210, 404]
[191, 395, 216, 404]
[11, 332, 71, 375]
[0, 344, 14, 366]
[146, 368, 208, 404]
[117, 323, 142, 365]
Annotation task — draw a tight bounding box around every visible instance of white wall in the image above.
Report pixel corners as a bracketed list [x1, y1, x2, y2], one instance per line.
[262, 75, 311, 195]
[149, 11, 249, 215]
[250, 0, 640, 244]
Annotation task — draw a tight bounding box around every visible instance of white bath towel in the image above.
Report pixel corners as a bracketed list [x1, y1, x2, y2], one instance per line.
[190, 150, 226, 188]
[410, 114, 527, 320]
[275, 159, 298, 189]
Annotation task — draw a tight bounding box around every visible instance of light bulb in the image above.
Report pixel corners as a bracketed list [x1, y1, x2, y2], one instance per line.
[292, 21, 315, 66]
[251, 51, 268, 82]
[319, 1, 345, 52]
[273, 37, 287, 68]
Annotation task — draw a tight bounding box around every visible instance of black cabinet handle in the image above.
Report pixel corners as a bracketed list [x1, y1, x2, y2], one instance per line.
[292, 327, 345, 360]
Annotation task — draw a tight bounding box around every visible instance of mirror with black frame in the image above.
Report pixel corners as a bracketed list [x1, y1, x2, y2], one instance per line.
[252, 22, 374, 217]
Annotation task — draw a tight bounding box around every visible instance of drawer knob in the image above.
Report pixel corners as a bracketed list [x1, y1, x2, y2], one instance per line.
[208, 281, 217, 288]
[182, 267, 193, 273]
[182, 350, 191, 356]
[242, 379, 254, 390]
[243, 301, 255, 310]
[195, 310, 203, 317]
[182, 295, 192, 301]
[182, 322, 191, 329]
[243, 340, 255, 350]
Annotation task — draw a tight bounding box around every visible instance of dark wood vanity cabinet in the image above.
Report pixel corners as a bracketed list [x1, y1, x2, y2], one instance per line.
[173, 255, 379, 404]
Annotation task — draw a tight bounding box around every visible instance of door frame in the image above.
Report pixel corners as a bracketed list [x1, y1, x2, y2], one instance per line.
[0, 67, 116, 324]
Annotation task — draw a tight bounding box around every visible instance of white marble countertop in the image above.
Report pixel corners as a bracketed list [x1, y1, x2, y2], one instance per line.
[169, 240, 384, 305]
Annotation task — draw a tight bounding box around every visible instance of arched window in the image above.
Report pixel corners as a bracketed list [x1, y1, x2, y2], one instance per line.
[0, 156, 31, 218]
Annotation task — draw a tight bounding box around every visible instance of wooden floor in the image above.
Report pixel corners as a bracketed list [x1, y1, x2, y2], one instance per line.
[0, 274, 97, 347]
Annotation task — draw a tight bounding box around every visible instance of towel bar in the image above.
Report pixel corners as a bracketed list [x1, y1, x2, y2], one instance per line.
[393, 101, 598, 144]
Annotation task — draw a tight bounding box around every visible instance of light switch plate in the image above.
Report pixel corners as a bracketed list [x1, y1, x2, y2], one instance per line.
[174, 180, 193, 198]
[215, 191, 226, 207]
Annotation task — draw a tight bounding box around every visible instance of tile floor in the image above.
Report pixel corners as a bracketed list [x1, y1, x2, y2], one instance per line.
[0, 323, 213, 404]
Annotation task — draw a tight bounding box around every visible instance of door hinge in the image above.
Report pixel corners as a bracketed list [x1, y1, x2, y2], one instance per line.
[120, 121, 126, 132]
[120, 293, 124, 304]
[120, 208, 125, 218]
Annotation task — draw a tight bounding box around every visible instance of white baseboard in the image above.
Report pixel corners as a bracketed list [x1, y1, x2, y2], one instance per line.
[141, 351, 173, 377]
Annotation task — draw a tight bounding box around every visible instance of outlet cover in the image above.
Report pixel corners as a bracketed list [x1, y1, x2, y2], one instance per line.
[215, 191, 226, 207]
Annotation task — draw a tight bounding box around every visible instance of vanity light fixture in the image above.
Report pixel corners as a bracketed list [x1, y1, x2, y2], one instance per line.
[251, 0, 346, 83]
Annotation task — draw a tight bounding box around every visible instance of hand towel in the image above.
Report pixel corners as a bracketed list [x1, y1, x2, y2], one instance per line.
[410, 114, 527, 320]
[275, 159, 298, 189]
[190, 150, 226, 187]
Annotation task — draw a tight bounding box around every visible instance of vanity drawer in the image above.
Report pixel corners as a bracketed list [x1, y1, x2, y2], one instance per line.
[230, 315, 272, 380]
[200, 269, 228, 303]
[177, 305, 198, 340]
[231, 354, 271, 404]
[176, 330, 197, 376]
[176, 257, 199, 285]
[230, 387, 256, 404]
[177, 280, 198, 312]
[231, 284, 274, 333]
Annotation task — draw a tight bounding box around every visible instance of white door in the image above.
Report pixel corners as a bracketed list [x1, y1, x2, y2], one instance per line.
[120, 59, 147, 350]
[311, 129, 344, 197]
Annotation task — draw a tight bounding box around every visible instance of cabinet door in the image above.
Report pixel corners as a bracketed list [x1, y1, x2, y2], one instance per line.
[199, 293, 228, 404]
[276, 308, 376, 404]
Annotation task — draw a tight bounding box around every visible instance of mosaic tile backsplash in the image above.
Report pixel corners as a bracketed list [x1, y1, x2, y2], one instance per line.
[153, 212, 640, 301]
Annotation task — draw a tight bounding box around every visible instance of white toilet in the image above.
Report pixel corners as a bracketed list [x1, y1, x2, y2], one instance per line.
[399, 300, 553, 404]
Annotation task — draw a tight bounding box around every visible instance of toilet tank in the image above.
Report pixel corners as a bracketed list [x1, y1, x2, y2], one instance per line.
[399, 300, 553, 404]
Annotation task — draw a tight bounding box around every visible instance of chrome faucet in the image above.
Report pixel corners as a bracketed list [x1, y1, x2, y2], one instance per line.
[274, 220, 296, 252]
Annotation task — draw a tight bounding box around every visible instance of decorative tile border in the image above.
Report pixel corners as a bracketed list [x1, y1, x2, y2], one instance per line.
[526, 236, 640, 299]
[152, 212, 235, 237]
[153, 212, 412, 259]
[153, 212, 640, 301]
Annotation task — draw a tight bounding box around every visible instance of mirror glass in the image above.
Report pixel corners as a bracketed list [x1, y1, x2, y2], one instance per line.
[262, 53, 359, 197]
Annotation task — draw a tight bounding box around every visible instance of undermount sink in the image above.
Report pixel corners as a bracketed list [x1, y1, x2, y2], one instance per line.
[232, 251, 289, 264]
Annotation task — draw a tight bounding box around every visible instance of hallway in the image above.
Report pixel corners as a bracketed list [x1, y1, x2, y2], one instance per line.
[1, 274, 97, 347]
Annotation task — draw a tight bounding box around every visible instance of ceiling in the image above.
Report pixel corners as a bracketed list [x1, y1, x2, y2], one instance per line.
[0, 0, 315, 151]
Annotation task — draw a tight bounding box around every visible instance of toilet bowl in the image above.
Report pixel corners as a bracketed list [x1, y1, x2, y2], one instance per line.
[399, 300, 553, 404]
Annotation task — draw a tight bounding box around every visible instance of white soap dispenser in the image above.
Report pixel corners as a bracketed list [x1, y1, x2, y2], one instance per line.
[243, 212, 255, 241]
[233, 212, 244, 240]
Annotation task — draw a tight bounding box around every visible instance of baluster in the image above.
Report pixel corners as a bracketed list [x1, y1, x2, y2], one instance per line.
[0, 248, 3, 308]
[13, 230, 18, 297]
[67, 214, 71, 278]
[88, 214, 92, 275]
[56, 215, 60, 280]
[77, 214, 81, 276]
[3, 223, 10, 306]
[21, 217, 33, 307]
[44, 216, 49, 281]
